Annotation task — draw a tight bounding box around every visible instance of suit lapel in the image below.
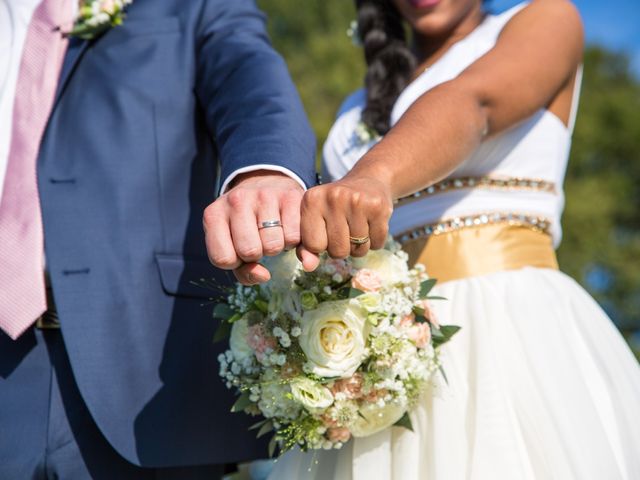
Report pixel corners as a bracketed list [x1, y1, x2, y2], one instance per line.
[54, 37, 91, 107]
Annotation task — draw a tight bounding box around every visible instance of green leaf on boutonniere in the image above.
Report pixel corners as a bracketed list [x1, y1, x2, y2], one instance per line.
[231, 391, 252, 413]
[418, 278, 437, 298]
[394, 412, 414, 432]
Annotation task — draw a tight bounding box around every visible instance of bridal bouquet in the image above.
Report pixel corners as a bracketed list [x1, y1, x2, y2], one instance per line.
[214, 241, 459, 455]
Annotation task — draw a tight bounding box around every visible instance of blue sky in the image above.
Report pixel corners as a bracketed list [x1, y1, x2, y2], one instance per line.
[491, 0, 640, 76]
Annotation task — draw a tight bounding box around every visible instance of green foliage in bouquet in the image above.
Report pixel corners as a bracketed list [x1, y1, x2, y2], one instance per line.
[214, 242, 460, 455]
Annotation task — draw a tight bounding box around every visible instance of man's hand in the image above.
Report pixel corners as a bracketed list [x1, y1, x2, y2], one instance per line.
[204, 170, 316, 285]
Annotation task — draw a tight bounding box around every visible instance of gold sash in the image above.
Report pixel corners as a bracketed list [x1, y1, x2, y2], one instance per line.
[402, 223, 558, 283]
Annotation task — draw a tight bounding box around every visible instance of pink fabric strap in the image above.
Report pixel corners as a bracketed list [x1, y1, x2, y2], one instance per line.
[0, 0, 71, 340]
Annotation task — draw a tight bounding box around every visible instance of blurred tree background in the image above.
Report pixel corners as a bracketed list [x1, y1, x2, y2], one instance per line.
[258, 0, 640, 354]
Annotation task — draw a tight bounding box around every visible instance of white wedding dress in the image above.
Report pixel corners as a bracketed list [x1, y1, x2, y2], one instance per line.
[267, 4, 640, 479]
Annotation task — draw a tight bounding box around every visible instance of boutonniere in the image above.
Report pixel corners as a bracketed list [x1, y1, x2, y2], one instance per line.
[67, 0, 133, 40]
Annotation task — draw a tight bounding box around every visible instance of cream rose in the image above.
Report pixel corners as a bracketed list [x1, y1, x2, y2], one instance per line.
[351, 249, 408, 286]
[349, 401, 407, 438]
[299, 301, 369, 378]
[229, 315, 253, 362]
[290, 377, 334, 411]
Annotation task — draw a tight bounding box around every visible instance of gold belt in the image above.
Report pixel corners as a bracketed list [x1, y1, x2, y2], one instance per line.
[401, 223, 558, 283]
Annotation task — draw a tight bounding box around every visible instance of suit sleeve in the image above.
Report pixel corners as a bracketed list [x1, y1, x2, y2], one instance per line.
[194, 0, 317, 192]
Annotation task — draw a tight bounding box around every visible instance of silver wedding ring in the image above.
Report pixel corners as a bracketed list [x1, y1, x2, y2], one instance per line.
[259, 219, 283, 230]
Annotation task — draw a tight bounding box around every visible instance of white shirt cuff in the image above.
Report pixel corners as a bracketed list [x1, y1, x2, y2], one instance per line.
[219, 165, 309, 194]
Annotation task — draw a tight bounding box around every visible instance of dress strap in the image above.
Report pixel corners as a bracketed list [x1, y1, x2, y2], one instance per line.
[568, 64, 584, 134]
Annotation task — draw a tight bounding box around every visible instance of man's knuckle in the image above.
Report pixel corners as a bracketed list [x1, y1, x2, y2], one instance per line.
[238, 246, 262, 260]
[226, 189, 246, 209]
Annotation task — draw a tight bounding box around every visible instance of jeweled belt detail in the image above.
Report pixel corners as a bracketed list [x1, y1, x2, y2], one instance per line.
[395, 176, 557, 207]
[395, 212, 552, 243]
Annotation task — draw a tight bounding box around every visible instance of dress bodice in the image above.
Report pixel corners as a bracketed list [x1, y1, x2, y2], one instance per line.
[322, 2, 581, 247]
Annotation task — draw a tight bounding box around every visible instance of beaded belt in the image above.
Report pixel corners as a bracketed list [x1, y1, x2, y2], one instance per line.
[395, 211, 552, 244]
[395, 175, 557, 207]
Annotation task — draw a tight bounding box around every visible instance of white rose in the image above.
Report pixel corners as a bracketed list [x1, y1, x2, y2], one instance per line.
[261, 250, 302, 290]
[229, 315, 253, 362]
[299, 301, 369, 378]
[354, 292, 382, 312]
[349, 401, 407, 438]
[351, 249, 408, 286]
[290, 377, 334, 411]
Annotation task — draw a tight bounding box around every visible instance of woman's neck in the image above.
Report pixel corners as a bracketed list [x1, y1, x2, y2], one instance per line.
[411, 5, 486, 76]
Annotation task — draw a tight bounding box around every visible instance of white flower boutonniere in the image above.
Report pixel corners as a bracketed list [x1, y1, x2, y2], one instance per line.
[68, 0, 133, 40]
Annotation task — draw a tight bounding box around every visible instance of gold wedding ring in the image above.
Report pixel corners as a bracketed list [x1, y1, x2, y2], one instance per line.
[258, 219, 283, 229]
[349, 235, 370, 245]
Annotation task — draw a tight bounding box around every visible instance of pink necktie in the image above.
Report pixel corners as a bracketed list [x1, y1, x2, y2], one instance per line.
[0, 0, 71, 340]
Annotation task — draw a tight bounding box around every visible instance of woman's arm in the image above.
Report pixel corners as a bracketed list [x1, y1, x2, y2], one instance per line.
[299, 0, 583, 262]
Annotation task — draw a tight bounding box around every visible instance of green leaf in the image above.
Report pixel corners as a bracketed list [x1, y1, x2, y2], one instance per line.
[440, 325, 461, 338]
[213, 319, 232, 343]
[426, 295, 447, 301]
[393, 412, 414, 432]
[439, 365, 449, 385]
[230, 391, 252, 413]
[431, 325, 445, 338]
[249, 419, 270, 431]
[257, 420, 274, 439]
[254, 299, 269, 314]
[349, 288, 365, 298]
[418, 278, 437, 298]
[213, 303, 234, 319]
[268, 436, 278, 458]
[336, 287, 364, 299]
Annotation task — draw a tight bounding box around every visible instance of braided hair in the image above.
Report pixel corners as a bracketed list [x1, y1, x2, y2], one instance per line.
[355, 0, 416, 135]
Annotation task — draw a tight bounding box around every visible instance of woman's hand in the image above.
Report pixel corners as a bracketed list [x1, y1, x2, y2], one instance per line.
[298, 175, 394, 269]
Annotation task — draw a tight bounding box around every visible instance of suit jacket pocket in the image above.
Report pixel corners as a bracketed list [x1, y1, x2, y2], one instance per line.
[155, 254, 234, 299]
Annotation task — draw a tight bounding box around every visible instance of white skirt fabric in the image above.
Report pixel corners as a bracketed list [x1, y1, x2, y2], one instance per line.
[268, 268, 640, 480]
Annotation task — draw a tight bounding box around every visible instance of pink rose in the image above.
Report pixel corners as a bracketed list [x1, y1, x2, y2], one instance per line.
[327, 427, 351, 443]
[363, 388, 388, 403]
[408, 323, 432, 348]
[398, 313, 415, 328]
[415, 300, 439, 327]
[330, 373, 364, 399]
[321, 413, 339, 428]
[246, 324, 277, 361]
[352, 269, 383, 292]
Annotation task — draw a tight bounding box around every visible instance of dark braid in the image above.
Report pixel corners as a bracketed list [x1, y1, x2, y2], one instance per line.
[355, 0, 416, 135]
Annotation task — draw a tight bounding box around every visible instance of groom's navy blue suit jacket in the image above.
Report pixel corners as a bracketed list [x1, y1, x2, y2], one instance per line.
[35, 0, 315, 467]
